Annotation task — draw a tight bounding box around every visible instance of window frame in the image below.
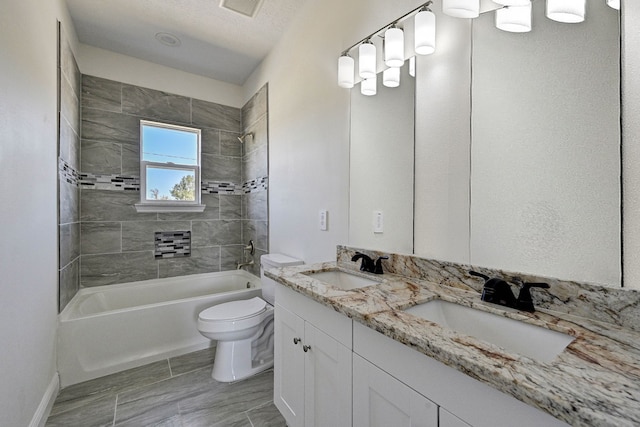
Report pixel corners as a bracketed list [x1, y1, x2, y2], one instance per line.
[135, 120, 205, 213]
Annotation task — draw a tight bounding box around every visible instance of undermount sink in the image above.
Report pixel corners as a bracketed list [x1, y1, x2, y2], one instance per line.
[404, 299, 575, 363]
[306, 270, 380, 290]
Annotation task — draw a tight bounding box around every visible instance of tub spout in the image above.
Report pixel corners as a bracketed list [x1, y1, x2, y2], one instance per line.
[236, 260, 255, 270]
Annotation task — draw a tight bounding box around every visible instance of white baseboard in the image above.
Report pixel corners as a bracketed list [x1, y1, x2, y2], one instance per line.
[29, 373, 59, 427]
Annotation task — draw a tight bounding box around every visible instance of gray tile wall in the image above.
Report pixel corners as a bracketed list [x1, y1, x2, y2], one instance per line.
[79, 76, 268, 287]
[58, 23, 81, 312]
[240, 85, 269, 276]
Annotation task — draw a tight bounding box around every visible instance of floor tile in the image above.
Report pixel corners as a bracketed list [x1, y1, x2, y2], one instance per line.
[45, 393, 116, 427]
[178, 370, 274, 426]
[114, 402, 181, 427]
[52, 360, 171, 416]
[247, 402, 288, 427]
[169, 347, 216, 377]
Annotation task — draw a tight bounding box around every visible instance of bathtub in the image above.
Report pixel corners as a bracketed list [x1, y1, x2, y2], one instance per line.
[58, 270, 262, 387]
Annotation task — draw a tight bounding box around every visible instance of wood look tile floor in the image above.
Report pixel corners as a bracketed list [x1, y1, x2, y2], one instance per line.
[46, 348, 286, 427]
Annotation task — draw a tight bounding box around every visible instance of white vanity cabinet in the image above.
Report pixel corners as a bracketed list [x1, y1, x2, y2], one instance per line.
[274, 284, 352, 427]
[353, 322, 570, 427]
[353, 353, 438, 427]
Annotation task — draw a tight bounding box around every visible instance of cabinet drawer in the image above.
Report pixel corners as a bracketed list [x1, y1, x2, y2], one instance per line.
[276, 283, 352, 349]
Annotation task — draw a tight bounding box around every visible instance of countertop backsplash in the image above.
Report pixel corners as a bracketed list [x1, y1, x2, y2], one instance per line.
[337, 245, 640, 333]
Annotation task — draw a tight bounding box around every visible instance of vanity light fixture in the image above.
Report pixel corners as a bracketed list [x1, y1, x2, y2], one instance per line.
[409, 56, 416, 77]
[336, 1, 435, 94]
[359, 40, 377, 79]
[383, 67, 401, 87]
[338, 53, 355, 88]
[606, 0, 619, 10]
[546, 0, 586, 23]
[496, 3, 533, 32]
[385, 25, 405, 68]
[414, 4, 436, 55]
[361, 76, 377, 96]
[442, 0, 480, 18]
[493, 0, 531, 5]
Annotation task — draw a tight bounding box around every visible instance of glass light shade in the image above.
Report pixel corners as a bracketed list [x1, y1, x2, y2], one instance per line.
[414, 10, 436, 55]
[496, 4, 532, 32]
[361, 75, 377, 96]
[359, 42, 377, 79]
[606, 0, 619, 10]
[409, 56, 416, 77]
[338, 55, 354, 88]
[493, 0, 530, 5]
[546, 0, 585, 23]
[384, 27, 405, 68]
[442, 0, 480, 18]
[383, 67, 401, 88]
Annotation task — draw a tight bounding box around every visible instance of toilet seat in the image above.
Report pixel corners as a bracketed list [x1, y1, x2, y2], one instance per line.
[199, 297, 267, 321]
[197, 297, 271, 334]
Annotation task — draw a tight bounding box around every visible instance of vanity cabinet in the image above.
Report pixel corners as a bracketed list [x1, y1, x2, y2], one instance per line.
[353, 353, 438, 427]
[274, 284, 352, 427]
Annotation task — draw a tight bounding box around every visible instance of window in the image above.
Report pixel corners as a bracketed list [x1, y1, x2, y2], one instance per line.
[136, 120, 205, 212]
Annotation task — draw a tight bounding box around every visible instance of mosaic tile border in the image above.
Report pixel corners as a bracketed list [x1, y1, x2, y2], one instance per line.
[58, 158, 80, 187]
[79, 173, 268, 195]
[80, 173, 140, 191]
[155, 231, 191, 259]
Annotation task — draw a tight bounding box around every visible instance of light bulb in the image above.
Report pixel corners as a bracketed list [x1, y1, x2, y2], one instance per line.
[546, 0, 586, 23]
[442, 0, 480, 18]
[361, 75, 377, 96]
[496, 4, 532, 32]
[338, 55, 354, 89]
[414, 9, 436, 55]
[383, 67, 401, 88]
[384, 27, 405, 68]
[359, 41, 377, 79]
[606, 0, 619, 10]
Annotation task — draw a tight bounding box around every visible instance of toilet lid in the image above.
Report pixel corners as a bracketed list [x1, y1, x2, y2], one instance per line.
[199, 297, 267, 321]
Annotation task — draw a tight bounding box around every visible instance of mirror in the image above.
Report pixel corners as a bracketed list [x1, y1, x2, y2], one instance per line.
[349, 66, 415, 254]
[350, 0, 621, 286]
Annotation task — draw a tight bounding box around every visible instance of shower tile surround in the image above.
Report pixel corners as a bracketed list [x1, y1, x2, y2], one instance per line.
[265, 246, 640, 426]
[60, 76, 269, 293]
[57, 24, 81, 312]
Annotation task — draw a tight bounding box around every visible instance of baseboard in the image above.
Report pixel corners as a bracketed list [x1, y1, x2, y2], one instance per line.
[29, 373, 59, 427]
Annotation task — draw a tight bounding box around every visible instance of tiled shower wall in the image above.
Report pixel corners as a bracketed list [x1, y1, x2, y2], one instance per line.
[58, 23, 81, 311]
[75, 76, 268, 289]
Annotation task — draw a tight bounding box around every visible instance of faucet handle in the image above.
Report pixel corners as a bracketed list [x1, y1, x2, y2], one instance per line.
[516, 282, 550, 312]
[374, 256, 389, 274]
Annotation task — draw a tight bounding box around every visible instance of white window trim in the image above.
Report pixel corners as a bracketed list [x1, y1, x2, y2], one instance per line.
[135, 120, 205, 213]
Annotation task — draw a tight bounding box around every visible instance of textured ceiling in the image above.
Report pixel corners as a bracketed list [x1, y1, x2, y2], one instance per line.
[64, 0, 307, 85]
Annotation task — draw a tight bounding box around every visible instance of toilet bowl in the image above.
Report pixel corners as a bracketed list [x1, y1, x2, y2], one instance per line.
[197, 253, 303, 382]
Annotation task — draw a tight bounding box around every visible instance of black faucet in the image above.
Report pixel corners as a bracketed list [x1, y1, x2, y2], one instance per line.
[469, 271, 549, 313]
[351, 252, 388, 274]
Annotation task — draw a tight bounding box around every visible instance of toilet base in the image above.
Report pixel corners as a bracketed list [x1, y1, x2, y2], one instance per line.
[211, 316, 275, 382]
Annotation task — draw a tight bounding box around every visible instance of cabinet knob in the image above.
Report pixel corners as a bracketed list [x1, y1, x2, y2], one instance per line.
[293, 337, 301, 345]
[303, 345, 311, 352]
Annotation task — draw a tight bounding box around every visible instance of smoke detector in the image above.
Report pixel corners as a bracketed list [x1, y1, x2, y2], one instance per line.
[219, 0, 265, 18]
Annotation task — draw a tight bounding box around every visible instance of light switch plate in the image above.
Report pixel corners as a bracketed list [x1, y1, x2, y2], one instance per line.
[319, 209, 328, 231]
[373, 211, 383, 233]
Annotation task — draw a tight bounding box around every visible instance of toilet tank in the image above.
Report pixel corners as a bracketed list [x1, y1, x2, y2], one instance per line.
[260, 254, 304, 305]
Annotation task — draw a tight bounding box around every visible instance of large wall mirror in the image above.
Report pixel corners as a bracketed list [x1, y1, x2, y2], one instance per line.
[349, 0, 621, 287]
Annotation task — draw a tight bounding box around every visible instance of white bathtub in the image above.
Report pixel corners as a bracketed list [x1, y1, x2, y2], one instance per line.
[58, 270, 262, 387]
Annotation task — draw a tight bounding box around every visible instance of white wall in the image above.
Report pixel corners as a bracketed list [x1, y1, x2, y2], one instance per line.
[78, 44, 243, 108]
[0, 1, 71, 425]
[244, 0, 424, 264]
[623, 1, 640, 289]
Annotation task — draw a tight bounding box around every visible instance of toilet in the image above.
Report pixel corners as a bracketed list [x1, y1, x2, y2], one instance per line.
[197, 253, 303, 382]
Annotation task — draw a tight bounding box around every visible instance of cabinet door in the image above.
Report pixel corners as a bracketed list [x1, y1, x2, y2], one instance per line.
[274, 304, 306, 427]
[353, 354, 437, 427]
[304, 323, 352, 427]
[439, 408, 472, 427]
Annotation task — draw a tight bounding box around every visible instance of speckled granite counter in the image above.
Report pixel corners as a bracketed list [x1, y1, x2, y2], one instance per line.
[266, 258, 640, 427]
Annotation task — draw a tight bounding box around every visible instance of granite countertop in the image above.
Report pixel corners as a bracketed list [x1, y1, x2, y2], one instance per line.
[266, 262, 640, 427]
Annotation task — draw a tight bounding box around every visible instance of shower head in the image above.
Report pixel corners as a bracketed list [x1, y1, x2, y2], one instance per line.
[237, 133, 253, 144]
